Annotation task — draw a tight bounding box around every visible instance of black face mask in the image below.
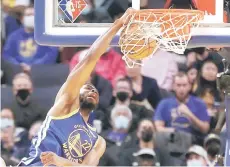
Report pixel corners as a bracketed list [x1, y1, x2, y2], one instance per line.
[116, 92, 129, 102]
[16, 89, 30, 105]
[207, 144, 221, 157]
[141, 129, 153, 142]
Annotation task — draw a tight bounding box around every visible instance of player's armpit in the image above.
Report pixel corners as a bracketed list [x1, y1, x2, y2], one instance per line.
[54, 8, 135, 104]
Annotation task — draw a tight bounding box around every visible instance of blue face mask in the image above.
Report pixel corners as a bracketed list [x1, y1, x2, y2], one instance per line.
[114, 116, 130, 130]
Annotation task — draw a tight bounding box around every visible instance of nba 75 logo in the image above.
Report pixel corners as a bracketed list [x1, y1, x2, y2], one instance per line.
[59, 0, 87, 23]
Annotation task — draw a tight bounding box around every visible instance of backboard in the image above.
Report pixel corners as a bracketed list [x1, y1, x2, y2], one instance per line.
[35, 0, 230, 48]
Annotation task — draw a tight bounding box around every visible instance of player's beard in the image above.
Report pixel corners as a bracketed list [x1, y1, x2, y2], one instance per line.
[79, 98, 97, 113]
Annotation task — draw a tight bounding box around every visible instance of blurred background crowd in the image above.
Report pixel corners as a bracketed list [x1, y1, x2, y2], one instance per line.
[1, 0, 230, 166]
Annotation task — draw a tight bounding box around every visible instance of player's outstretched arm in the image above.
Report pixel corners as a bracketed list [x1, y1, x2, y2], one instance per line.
[55, 8, 134, 104]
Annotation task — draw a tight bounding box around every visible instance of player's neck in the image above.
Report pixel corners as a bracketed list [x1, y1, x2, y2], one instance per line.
[80, 109, 90, 122]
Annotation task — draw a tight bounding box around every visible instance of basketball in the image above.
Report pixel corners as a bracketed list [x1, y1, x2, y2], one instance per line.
[119, 23, 157, 60]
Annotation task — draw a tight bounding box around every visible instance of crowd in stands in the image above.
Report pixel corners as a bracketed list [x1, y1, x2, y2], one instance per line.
[1, 0, 230, 166]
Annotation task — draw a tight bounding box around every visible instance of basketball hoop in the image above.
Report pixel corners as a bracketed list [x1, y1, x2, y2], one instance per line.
[119, 9, 204, 68]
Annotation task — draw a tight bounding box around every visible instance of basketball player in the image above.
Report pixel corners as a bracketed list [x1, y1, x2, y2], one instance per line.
[17, 8, 134, 167]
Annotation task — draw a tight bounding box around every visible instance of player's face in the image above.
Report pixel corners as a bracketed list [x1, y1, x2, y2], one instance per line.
[79, 84, 99, 111]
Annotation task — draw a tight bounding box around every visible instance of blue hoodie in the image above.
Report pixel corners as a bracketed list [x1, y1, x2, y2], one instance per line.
[3, 28, 59, 65]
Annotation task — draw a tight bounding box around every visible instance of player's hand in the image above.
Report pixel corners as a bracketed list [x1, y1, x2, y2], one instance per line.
[40, 151, 60, 166]
[178, 103, 192, 117]
[119, 8, 136, 26]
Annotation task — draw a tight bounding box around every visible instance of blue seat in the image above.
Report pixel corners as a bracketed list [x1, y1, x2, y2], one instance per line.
[30, 64, 69, 87]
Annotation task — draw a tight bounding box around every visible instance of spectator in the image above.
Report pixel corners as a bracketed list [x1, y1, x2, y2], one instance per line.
[186, 64, 198, 92]
[133, 148, 159, 166]
[126, 61, 162, 109]
[195, 60, 223, 130]
[185, 49, 197, 68]
[3, 0, 31, 39]
[189, 47, 224, 72]
[101, 105, 133, 147]
[119, 119, 160, 166]
[70, 47, 127, 87]
[4, 73, 46, 130]
[204, 133, 221, 165]
[154, 72, 210, 143]
[103, 77, 152, 132]
[141, 50, 178, 92]
[3, 6, 59, 66]
[99, 105, 133, 166]
[195, 60, 222, 102]
[1, 110, 28, 166]
[185, 145, 209, 166]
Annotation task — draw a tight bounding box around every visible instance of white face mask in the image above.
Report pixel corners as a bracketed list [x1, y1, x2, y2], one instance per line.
[114, 115, 130, 130]
[23, 15, 35, 29]
[187, 159, 204, 167]
[1, 118, 14, 130]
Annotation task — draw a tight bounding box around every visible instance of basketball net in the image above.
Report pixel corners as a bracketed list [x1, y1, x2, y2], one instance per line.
[119, 9, 204, 68]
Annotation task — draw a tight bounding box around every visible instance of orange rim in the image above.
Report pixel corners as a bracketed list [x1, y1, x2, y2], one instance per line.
[132, 9, 205, 21]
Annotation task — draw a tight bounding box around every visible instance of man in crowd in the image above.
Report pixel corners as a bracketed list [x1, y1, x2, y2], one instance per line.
[154, 72, 210, 144]
[204, 133, 222, 166]
[3, 73, 46, 130]
[119, 119, 160, 166]
[3, 6, 59, 68]
[185, 145, 210, 166]
[103, 77, 152, 131]
[1, 109, 29, 166]
[99, 105, 133, 166]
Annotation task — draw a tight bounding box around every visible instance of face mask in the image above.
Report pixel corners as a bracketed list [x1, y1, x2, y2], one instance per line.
[114, 116, 130, 130]
[16, 89, 30, 104]
[116, 92, 129, 102]
[0, 118, 14, 130]
[187, 159, 203, 167]
[207, 144, 221, 157]
[23, 15, 35, 29]
[141, 129, 153, 142]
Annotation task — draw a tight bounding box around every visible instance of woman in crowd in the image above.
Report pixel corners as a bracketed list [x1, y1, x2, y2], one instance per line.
[125, 61, 162, 110]
[195, 60, 224, 131]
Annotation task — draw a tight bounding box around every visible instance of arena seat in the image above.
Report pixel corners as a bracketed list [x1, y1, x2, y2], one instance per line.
[30, 64, 69, 87]
[1, 86, 14, 109]
[1, 59, 23, 85]
[33, 86, 61, 110]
